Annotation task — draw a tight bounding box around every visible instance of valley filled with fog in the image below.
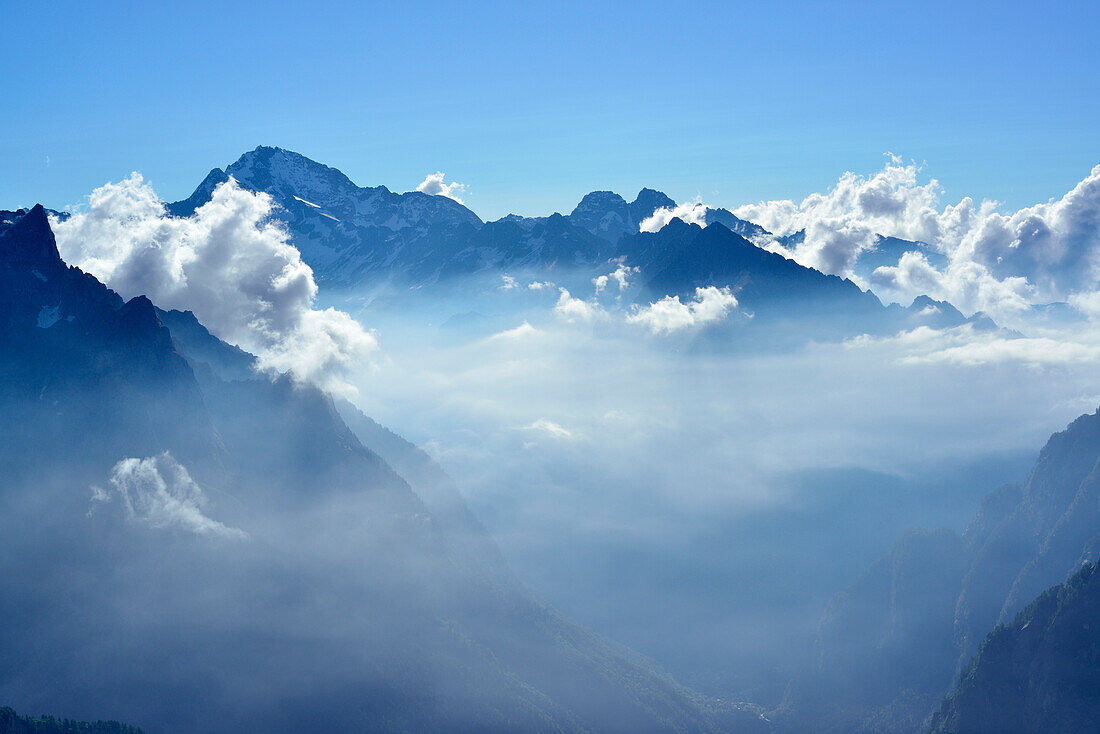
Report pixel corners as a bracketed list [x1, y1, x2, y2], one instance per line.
[321, 269, 1099, 699]
[6, 145, 1100, 732]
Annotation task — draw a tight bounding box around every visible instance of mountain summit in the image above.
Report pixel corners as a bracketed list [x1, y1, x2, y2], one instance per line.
[568, 188, 674, 243]
[0, 204, 64, 274]
[170, 146, 483, 283]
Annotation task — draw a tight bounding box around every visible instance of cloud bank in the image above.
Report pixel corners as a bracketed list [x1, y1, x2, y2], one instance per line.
[732, 158, 1100, 324]
[521, 418, 574, 439]
[416, 171, 467, 204]
[844, 323, 1100, 368]
[92, 452, 246, 539]
[51, 174, 377, 395]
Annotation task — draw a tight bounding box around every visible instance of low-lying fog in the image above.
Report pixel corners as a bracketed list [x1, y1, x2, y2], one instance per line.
[321, 270, 1098, 700]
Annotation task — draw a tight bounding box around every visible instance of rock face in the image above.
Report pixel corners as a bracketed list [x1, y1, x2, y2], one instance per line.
[929, 562, 1100, 734]
[0, 207, 763, 734]
[170, 146, 484, 284]
[777, 409, 1100, 733]
[568, 188, 675, 244]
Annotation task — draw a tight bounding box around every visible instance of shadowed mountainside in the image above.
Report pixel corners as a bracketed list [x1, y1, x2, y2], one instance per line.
[928, 562, 1100, 733]
[777, 408, 1100, 733]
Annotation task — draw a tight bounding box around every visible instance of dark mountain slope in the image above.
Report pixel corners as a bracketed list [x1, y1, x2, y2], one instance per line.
[778, 408, 1100, 733]
[620, 220, 979, 343]
[633, 220, 880, 313]
[0, 205, 219, 480]
[929, 562, 1100, 734]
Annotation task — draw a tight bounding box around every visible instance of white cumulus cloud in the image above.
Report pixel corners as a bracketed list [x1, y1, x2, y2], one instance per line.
[732, 158, 1100, 325]
[628, 286, 739, 334]
[593, 262, 639, 294]
[639, 197, 708, 233]
[51, 174, 377, 396]
[91, 452, 246, 539]
[416, 171, 467, 204]
[554, 288, 601, 322]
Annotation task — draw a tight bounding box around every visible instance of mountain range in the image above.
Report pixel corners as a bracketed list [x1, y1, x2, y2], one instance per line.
[165, 146, 989, 341]
[0, 205, 766, 733]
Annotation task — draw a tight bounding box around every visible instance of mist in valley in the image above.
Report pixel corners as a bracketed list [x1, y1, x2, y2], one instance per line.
[320, 268, 1100, 700]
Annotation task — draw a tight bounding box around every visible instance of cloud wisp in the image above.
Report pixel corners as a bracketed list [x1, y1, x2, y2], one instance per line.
[91, 452, 246, 539]
[639, 198, 708, 233]
[593, 263, 639, 294]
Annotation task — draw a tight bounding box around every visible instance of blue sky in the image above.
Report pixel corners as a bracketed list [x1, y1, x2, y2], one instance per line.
[2, 0, 1097, 220]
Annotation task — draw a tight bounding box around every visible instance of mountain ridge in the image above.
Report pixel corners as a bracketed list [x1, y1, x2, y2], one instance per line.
[160, 147, 988, 344]
[929, 562, 1100, 733]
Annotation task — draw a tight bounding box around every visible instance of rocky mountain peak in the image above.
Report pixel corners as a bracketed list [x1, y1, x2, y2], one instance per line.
[630, 188, 675, 220]
[0, 204, 63, 274]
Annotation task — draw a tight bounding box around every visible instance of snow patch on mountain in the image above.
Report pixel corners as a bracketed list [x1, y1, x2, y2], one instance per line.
[36, 304, 60, 328]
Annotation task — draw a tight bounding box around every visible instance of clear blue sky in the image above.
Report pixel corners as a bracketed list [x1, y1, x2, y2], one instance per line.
[2, 0, 1097, 219]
